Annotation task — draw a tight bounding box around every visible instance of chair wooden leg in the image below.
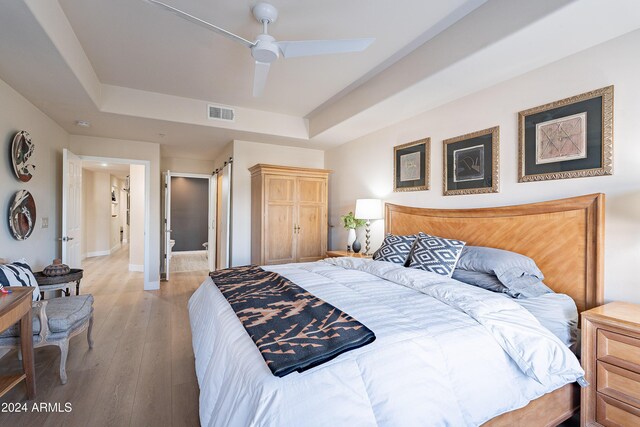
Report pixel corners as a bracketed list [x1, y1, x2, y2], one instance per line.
[58, 340, 69, 385]
[87, 315, 94, 349]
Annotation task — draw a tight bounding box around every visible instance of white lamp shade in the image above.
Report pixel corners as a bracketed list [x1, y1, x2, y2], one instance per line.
[355, 199, 383, 220]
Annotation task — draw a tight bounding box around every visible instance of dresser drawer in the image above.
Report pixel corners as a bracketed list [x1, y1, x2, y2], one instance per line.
[598, 329, 640, 372]
[597, 361, 640, 408]
[597, 393, 640, 427]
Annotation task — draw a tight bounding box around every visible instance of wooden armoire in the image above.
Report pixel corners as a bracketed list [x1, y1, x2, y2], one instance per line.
[250, 164, 331, 265]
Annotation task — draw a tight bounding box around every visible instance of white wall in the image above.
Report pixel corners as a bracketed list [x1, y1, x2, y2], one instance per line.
[69, 135, 160, 289]
[0, 77, 68, 268]
[129, 164, 145, 272]
[230, 140, 325, 266]
[82, 169, 111, 256]
[326, 29, 640, 304]
[161, 157, 216, 175]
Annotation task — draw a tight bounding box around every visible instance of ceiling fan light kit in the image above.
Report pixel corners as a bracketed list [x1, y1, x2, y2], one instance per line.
[145, 0, 374, 97]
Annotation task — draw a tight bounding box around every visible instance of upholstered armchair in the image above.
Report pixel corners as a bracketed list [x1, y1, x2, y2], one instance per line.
[0, 295, 94, 384]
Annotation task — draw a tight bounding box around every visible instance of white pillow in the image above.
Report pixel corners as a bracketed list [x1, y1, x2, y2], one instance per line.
[0, 259, 41, 301]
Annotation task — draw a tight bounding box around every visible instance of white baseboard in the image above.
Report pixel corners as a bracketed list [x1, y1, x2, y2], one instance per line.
[86, 250, 110, 258]
[110, 243, 121, 254]
[122, 238, 129, 243]
[144, 280, 160, 291]
[129, 264, 144, 272]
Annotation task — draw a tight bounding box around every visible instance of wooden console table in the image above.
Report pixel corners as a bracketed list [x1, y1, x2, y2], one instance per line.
[0, 287, 36, 399]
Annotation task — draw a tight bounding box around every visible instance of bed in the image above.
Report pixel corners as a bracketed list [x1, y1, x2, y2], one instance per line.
[189, 193, 604, 426]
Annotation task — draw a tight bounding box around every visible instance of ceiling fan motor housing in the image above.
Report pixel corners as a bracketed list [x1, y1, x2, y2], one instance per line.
[251, 34, 279, 63]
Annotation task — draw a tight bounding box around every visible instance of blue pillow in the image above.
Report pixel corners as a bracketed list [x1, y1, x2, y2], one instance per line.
[452, 269, 506, 293]
[456, 246, 544, 287]
[452, 268, 552, 298]
[408, 233, 465, 277]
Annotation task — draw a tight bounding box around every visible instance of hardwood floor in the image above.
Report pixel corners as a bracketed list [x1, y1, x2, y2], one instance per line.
[0, 245, 202, 427]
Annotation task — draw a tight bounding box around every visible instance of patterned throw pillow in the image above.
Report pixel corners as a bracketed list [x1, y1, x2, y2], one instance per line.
[408, 233, 466, 277]
[0, 260, 41, 301]
[373, 234, 418, 265]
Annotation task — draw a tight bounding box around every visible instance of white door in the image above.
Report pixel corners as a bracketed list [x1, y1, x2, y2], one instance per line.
[217, 163, 232, 269]
[163, 171, 172, 280]
[208, 175, 217, 271]
[62, 149, 82, 268]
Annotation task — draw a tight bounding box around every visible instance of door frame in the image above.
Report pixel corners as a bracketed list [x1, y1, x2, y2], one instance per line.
[80, 155, 152, 290]
[164, 172, 217, 276]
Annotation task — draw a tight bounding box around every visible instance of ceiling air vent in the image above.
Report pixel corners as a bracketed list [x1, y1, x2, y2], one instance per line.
[208, 104, 235, 121]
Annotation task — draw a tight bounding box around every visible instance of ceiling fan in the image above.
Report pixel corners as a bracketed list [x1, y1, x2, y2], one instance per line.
[144, 1, 375, 97]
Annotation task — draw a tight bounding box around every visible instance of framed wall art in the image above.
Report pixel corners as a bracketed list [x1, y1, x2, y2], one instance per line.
[518, 85, 613, 182]
[11, 130, 35, 182]
[394, 138, 430, 192]
[443, 126, 499, 196]
[8, 190, 37, 240]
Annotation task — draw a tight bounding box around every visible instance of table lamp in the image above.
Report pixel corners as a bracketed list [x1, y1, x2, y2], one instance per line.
[355, 199, 383, 256]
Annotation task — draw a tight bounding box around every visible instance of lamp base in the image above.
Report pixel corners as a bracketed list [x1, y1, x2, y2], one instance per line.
[363, 220, 372, 255]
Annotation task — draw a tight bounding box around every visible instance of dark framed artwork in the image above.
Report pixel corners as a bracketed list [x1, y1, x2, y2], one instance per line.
[443, 126, 499, 196]
[518, 86, 613, 182]
[394, 138, 430, 192]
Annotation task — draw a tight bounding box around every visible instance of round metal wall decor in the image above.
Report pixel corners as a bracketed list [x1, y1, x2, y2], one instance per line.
[8, 190, 37, 241]
[11, 130, 35, 182]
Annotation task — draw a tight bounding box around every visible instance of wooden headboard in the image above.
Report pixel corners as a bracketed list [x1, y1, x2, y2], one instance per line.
[386, 194, 604, 313]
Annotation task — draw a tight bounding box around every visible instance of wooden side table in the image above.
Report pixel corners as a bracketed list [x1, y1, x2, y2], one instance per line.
[0, 287, 36, 399]
[326, 250, 372, 258]
[581, 302, 640, 426]
[33, 269, 83, 298]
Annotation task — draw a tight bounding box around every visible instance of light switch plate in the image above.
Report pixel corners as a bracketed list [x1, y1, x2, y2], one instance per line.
[41, 217, 48, 229]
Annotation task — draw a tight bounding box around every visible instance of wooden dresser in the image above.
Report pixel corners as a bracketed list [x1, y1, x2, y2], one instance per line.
[582, 302, 640, 426]
[250, 164, 330, 265]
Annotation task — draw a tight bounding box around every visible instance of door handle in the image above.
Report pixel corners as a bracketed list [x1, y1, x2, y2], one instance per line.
[58, 236, 74, 242]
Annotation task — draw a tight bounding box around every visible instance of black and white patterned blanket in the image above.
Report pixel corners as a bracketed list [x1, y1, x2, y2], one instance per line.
[209, 265, 376, 377]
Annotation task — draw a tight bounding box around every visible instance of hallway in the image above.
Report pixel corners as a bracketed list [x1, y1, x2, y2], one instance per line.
[0, 245, 204, 426]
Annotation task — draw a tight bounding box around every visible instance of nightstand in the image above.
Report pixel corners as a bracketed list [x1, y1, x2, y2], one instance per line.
[581, 302, 640, 426]
[325, 251, 372, 258]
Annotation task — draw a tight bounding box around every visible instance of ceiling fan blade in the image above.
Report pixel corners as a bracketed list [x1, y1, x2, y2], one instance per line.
[253, 61, 271, 97]
[277, 38, 374, 59]
[144, 0, 255, 48]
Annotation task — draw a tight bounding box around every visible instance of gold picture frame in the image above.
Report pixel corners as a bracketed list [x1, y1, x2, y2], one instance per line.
[393, 138, 430, 192]
[518, 85, 613, 182]
[443, 126, 499, 196]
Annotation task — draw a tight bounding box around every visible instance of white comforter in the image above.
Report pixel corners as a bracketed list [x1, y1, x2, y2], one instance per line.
[189, 258, 585, 427]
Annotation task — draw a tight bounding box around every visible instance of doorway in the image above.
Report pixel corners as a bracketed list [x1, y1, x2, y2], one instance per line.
[62, 149, 152, 289]
[162, 172, 216, 280]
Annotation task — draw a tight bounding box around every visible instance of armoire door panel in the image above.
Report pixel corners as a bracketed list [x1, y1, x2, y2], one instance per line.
[297, 178, 326, 204]
[266, 176, 295, 203]
[265, 204, 296, 264]
[297, 205, 327, 262]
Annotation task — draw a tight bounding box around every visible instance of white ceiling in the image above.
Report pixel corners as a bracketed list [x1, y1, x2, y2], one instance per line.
[1, 1, 640, 160]
[83, 160, 130, 179]
[57, 0, 475, 117]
